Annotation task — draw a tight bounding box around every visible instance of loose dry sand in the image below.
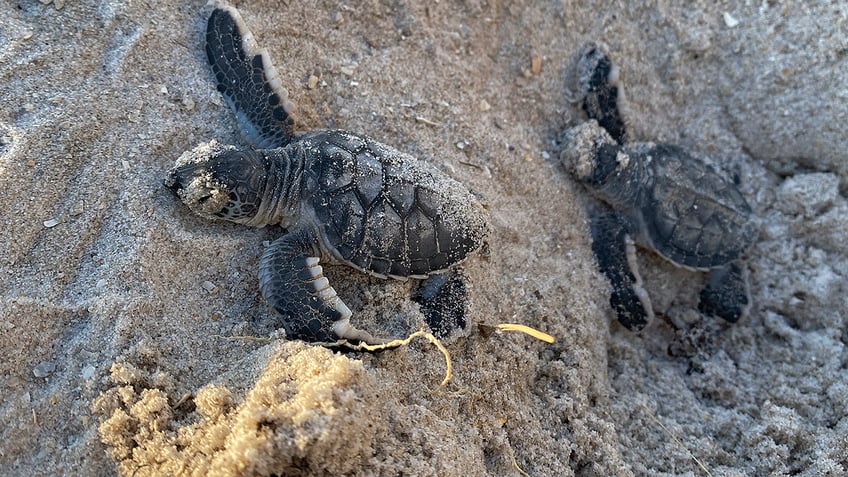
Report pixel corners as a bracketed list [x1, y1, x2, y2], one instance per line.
[2, 1, 846, 476]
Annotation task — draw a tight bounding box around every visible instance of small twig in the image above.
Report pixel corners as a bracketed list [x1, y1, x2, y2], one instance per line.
[173, 393, 193, 409]
[212, 334, 274, 344]
[458, 160, 483, 170]
[511, 452, 531, 477]
[495, 323, 556, 344]
[342, 330, 453, 386]
[642, 403, 713, 477]
[214, 330, 452, 386]
[415, 116, 441, 127]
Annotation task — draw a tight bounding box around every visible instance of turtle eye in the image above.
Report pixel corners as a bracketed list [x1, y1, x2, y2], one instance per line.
[198, 194, 213, 204]
[587, 143, 622, 185]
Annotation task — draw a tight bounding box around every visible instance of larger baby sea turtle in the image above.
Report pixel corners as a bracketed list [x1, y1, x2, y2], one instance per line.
[164, 5, 487, 345]
[561, 44, 758, 331]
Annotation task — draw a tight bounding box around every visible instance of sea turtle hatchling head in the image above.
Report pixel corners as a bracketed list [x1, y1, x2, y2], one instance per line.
[164, 141, 270, 226]
[561, 43, 759, 331]
[165, 4, 488, 346]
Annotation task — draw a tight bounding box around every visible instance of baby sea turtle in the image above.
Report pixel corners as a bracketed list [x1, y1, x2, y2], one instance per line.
[164, 5, 488, 345]
[560, 44, 758, 331]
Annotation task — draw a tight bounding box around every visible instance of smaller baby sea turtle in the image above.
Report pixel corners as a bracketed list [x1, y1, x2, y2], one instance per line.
[561, 44, 758, 331]
[164, 4, 488, 345]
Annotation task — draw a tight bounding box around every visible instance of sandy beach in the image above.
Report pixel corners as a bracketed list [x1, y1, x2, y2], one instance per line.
[2, 1, 846, 475]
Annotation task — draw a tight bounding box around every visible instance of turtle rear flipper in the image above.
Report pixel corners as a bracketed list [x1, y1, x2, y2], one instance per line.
[259, 228, 387, 344]
[590, 210, 654, 330]
[413, 270, 468, 339]
[699, 262, 751, 323]
[207, 6, 295, 149]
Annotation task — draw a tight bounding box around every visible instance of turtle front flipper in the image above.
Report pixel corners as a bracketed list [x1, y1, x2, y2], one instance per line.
[259, 227, 388, 345]
[576, 44, 627, 144]
[698, 262, 751, 323]
[206, 6, 295, 149]
[589, 210, 654, 330]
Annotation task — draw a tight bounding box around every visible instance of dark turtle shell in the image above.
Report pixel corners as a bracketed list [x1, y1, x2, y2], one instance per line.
[298, 130, 487, 279]
[627, 143, 758, 270]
